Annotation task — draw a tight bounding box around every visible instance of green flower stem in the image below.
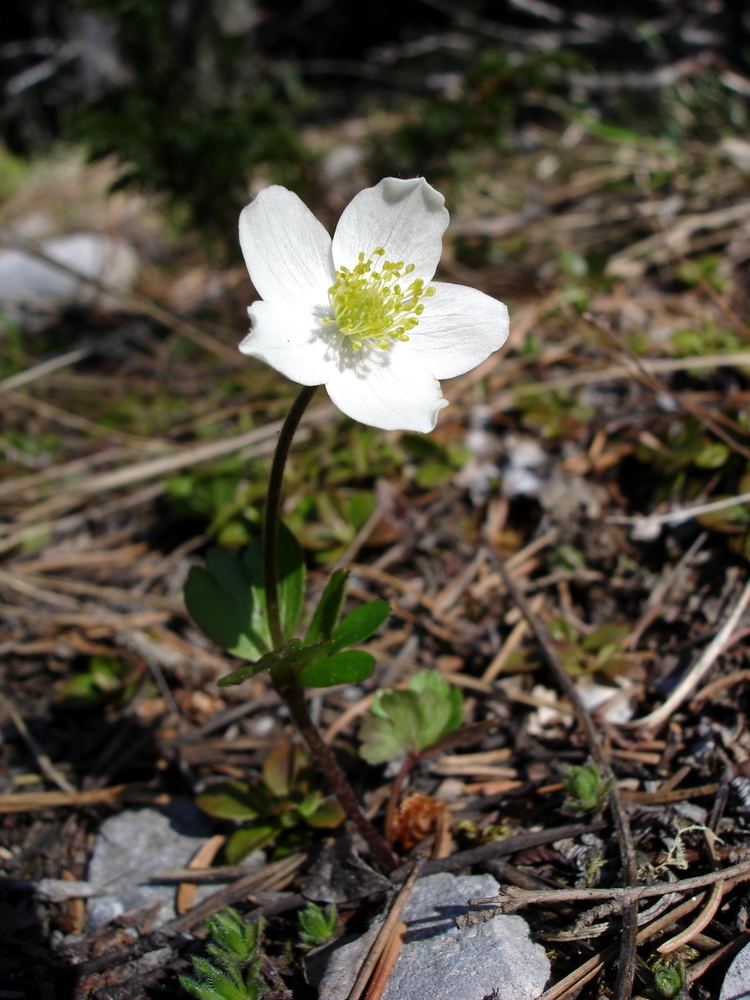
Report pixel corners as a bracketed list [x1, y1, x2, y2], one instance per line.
[263, 385, 318, 649]
[262, 384, 398, 874]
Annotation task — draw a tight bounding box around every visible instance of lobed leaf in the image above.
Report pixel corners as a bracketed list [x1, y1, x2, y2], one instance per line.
[358, 671, 464, 764]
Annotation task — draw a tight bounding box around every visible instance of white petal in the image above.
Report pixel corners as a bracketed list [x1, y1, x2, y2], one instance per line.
[401, 281, 510, 379]
[332, 177, 449, 282]
[240, 301, 342, 386]
[325, 347, 448, 432]
[239, 186, 334, 304]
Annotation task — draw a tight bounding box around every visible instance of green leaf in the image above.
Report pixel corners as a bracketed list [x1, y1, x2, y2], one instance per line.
[303, 795, 346, 829]
[225, 824, 280, 864]
[694, 442, 730, 469]
[243, 522, 305, 643]
[217, 639, 335, 687]
[358, 671, 463, 764]
[217, 659, 273, 687]
[331, 599, 389, 650]
[89, 655, 124, 690]
[408, 671, 464, 745]
[184, 552, 267, 661]
[415, 460, 455, 488]
[261, 742, 307, 799]
[298, 901, 341, 948]
[184, 524, 305, 661]
[54, 672, 107, 710]
[306, 570, 349, 643]
[581, 624, 629, 653]
[196, 781, 270, 820]
[298, 650, 375, 688]
[205, 908, 259, 963]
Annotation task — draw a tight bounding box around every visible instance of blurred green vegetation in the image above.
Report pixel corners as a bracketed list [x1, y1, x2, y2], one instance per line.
[2, 0, 741, 249]
[65, 0, 313, 247]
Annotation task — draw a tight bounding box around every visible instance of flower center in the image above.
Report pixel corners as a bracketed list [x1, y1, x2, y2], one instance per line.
[324, 248, 435, 351]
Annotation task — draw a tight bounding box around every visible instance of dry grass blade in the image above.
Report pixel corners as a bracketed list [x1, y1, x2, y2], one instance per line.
[631, 576, 750, 728]
[489, 553, 640, 995]
[0, 785, 127, 813]
[347, 860, 423, 1000]
[0, 693, 77, 794]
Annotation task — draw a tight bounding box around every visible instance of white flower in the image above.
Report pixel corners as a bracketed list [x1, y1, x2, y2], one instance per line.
[238, 177, 509, 433]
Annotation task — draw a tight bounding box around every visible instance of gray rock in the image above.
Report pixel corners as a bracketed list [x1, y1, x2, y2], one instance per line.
[86, 803, 220, 930]
[0, 232, 138, 310]
[314, 873, 549, 1000]
[720, 940, 750, 999]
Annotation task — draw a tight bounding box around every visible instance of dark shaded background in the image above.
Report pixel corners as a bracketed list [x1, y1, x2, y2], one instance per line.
[2, 0, 748, 244]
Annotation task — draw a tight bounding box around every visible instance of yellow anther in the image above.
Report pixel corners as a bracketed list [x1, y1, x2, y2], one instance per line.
[324, 250, 434, 351]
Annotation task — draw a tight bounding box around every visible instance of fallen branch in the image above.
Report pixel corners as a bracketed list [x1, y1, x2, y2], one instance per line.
[468, 857, 750, 911]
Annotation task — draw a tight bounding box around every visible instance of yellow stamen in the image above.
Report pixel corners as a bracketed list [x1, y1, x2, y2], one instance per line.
[324, 248, 435, 351]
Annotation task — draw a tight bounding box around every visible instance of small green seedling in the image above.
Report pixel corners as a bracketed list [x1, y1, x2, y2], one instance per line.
[179, 909, 265, 1000]
[549, 618, 633, 679]
[54, 655, 139, 711]
[297, 901, 342, 948]
[197, 741, 345, 863]
[358, 671, 463, 764]
[650, 956, 687, 999]
[563, 763, 612, 814]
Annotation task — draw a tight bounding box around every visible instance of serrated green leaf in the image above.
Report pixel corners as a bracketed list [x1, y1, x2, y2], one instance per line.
[404, 671, 464, 748]
[196, 781, 270, 820]
[358, 671, 463, 764]
[298, 650, 375, 688]
[358, 697, 418, 764]
[306, 570, 349, 643]
[224, 824, 279, 864]
[332, 599, 389, 650]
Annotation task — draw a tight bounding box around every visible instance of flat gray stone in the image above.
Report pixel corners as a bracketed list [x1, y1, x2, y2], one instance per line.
[86, 803, 219, 930]
[720, 940, 750, 999]
[314, 873, 549, 1000]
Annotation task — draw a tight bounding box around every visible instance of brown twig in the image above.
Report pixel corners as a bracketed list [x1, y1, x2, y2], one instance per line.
[489, 553, 639, 996]
[0, 692, 77, 794]
[65, 855, 306, 982]
[470, 856, 750, 910]
[630, 576, 750, 729]
[390, 820, 606, 882]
